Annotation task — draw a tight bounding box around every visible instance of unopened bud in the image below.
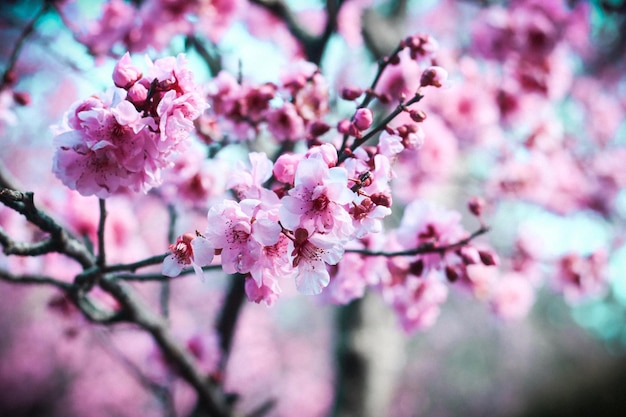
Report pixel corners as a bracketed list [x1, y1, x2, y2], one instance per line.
[309, 121, 331, 137]
[420, 66, 448, 88]
[459, 246, 480, 265]
[409, 258, 424, 277]
[337, 119, 351, 134]
[370, 192, 392, 207]
[468, 196, 485, 217]
[409, 109, 427, 122]
[12, 91, 30, 106]
[127, 82, 148, 106]
[478, 250, 499, 266]
[353, 108, 373, 130]
[341, 87, 363, 101]
[445, 266, 459, 282]
[112, 52, 142, 89]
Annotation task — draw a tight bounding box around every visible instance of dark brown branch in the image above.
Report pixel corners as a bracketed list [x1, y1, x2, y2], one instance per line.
[346, 226, 490, 257]
[0, 268, 72, 289]
[0, 226, 56, 256]
[99, 276, 232, 417]
[105, 253, 170, 273]
[186, 35, 222, 76]
[248, 0, 345, 65]
[0, 187, 95, 268]
[113, 264, 222, 281]
[215, 274, 247, 373]
[361, 0, 408, 60]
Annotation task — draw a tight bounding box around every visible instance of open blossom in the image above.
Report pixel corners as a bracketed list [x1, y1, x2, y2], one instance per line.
[396, 201, 468, 271]
[288, 228, 344, 295]
[554, 250, 608, 303]
[53, 53, 207, 198]
[383, 271, 449, 333]
[203, 199, 281, 275]
[279, 156, 355, 238]
[489, 272, 535, 320]
[162, 233, 214, 278]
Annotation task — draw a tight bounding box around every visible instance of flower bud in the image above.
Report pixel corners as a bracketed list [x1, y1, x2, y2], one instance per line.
[12, 91, 31, 106]
[128, 82, 148, 104]
[353, 108, 373, 130]
[113, 52, 142, 89]
[341, 87, 363, 101]
[370, 192, 392, 208]
[420, 66, 448, 88]
[479, 250, 499, 266]
[337, 119, 351, 134]
[409, 109, 427, 122]
[468, 196, 485, 217]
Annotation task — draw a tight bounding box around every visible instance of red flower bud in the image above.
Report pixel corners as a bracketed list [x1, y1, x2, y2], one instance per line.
[420, 66, 448, 88]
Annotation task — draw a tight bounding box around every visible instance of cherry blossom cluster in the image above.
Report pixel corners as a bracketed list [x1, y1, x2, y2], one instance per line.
[62, 0, 243, 56]
[159, 34, 504, 332]
[199, 61, 329, 144]
[52, 53, 207, 198]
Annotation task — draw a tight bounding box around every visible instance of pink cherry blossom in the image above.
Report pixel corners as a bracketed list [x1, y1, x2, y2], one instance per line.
[204, 199, 281, 275]
[288, 228, 344, 295]
[489, 272, 535, 320]
[162, 233, 215, 278]
[279, 156, 354, 237]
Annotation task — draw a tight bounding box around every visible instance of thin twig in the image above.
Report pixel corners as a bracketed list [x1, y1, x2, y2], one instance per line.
[337, 93, 423, 164]
[346, 226, 490, 257]
[105, 253, 170, 273]
[0, 268, 72, 289]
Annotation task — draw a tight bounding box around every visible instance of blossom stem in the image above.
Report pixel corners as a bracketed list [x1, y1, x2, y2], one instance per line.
[338, 93, 423, 164]
[339, 43, 404, 152]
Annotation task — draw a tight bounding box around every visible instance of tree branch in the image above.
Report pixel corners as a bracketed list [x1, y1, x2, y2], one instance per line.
[346, 226, 490, 257]
[215, 274, 247, 374]
[99, 276, 233, 417]
[0, 187, 95, 268]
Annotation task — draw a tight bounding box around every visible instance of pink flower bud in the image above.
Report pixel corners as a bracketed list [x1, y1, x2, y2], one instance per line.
[273, 153, 302, 184]
[353, 108, 373, 130]
[468, 196, 485, 216]
[127, 82, 148, 105]
[113, 52, 142, 89]
[337, 119, 351, 134]
[409, 109, 427, 122]
[341, 87, 363, 100]
[459, 246, 480, 265]
[420, 66, 448, 88]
